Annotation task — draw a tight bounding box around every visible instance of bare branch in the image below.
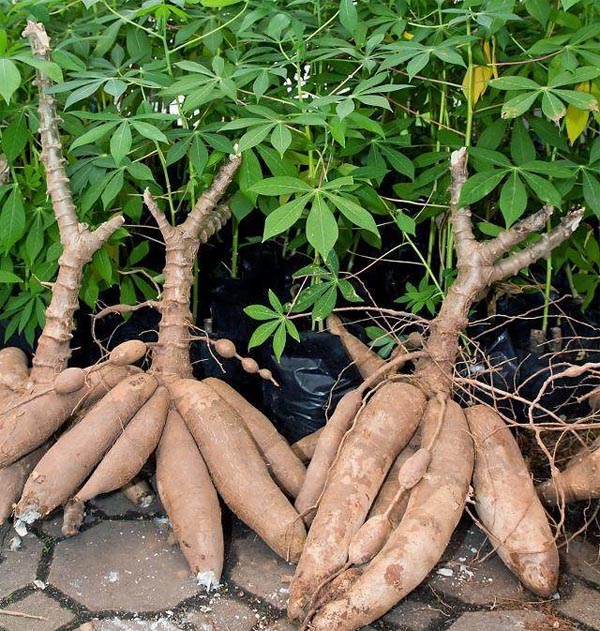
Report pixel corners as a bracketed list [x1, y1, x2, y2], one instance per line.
[481, 206, 554, 264]
[143, 189, 175, 240]
[88, 215, 125, 250]
[449, 148, 476, 264]
[490, 208, 584, 283]
[182, 154, 242, 237]
[23, 21, 78, 246]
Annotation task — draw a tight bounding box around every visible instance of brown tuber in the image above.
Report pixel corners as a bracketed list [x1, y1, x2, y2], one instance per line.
[0, 347, 30, 391]
[213, 339, 237, 358]
[109, 340, 147, 366]
[241, 357, 259, 373]
[348, 514, 393, 565]
[467, 405, 559, 597]
[54, 367, 86, 394]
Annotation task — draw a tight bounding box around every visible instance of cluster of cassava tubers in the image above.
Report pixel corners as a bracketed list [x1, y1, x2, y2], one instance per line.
[2, 20, 600, 631]
[0, 22, 308, 593]
[282, 149, 591, 631]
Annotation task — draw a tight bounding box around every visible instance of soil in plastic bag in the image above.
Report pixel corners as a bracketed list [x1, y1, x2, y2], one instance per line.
[260, 331, 362, 443]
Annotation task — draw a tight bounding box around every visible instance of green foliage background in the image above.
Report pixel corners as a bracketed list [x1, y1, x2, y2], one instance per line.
[0, 0, 598, 354]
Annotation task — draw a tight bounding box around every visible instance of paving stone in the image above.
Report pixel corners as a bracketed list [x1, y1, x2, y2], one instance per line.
[555, 581, 600, 628]
[256, 618, 377, 631]
[186, 596, 256, 631]
[40, 510, 97, 540]
[90, 492, 162, 517]
[0, 592, 74, 631]
[258, 619, 295, 631]
[82, 618, 184, 631]
[563, 538, 600, 587]
[0, 534, 43, 597]
[427, 526, 528, 605]
[49, 520, 198, 611]
[228, 530, 294, 609]
[446, 609, 574, 631]
[383, 598, 446, 630]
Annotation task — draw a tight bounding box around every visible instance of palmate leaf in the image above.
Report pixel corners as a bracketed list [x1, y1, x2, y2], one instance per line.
[0, 58, 21, 103]
[582, 169, 600, 217]
[541, 91, 566, 122]
[110, 123, 132, 166]
[459, 170, 507, 205]
[499, 172, 527, 226]
[325, 193, 379, 235]
[263, 195, 310, 240]
[501, 91, 539, 118]
[306, 195, 338, 257]
[251, 177, 313, 196]
[248, 319, 280, 349]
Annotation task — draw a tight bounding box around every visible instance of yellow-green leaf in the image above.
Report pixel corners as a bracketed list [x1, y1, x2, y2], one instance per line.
[566, 82, 591, 144]
[462, 65, 494, 106]
[566, 104, 589, 144]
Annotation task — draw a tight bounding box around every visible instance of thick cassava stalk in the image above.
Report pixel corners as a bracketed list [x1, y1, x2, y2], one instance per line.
[23, 21, 123, 384]
[413, 149, 583, 396]
[144, 162, 238, 380]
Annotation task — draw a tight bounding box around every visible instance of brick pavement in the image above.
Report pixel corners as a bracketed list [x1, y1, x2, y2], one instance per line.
[1, 492, 598, 631]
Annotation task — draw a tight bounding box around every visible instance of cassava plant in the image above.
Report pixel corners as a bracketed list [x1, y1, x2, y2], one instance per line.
[0, 22, 132, 526]
[10, 22, 308, 590]
[286, 148, 583, 631]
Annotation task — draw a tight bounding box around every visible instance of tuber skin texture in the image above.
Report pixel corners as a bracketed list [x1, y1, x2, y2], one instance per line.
[291, 428, 322, 464]
[309, 400, 473, 631]
[537, 443, 600, 506]
[288, 382, 426, 620]
[294, 389, 363, 523]
[349, 447, 432, 565]
[466, 405, 558, 597]
[327, 314, 388, 382]
[0, 364, 138, 468]
[54, 367, 86, 394]
[205, 378, 306, 498]
[348, 514, 392, 566]
[16, 373, 157, 520]
[156, 409, 223, 590]
[0, 348, 30, 391]
[170, 379, 306, 562]
[62, 499, 84, 536]
[109, 340, 147, 367]
[0, 445, 48, 525]
[0, 21, 126, 540]
[368, 430, 421, 527]
[74, 386, 170, 503]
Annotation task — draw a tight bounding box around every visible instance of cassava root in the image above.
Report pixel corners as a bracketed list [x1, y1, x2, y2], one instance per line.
[290, 147, 581, 630]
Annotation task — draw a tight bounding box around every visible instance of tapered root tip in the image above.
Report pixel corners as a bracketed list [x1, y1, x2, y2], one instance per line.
[514, 551, 560, 598]
[326, 314, 343, 336]
[287, 596, 308, 622]
[196, 571, 220, 592]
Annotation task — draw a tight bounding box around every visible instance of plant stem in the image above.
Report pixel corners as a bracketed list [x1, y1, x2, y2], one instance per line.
[465, 18, 474, 148]
[231, 218, 240, 279]
[542, 220, 552, 334]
